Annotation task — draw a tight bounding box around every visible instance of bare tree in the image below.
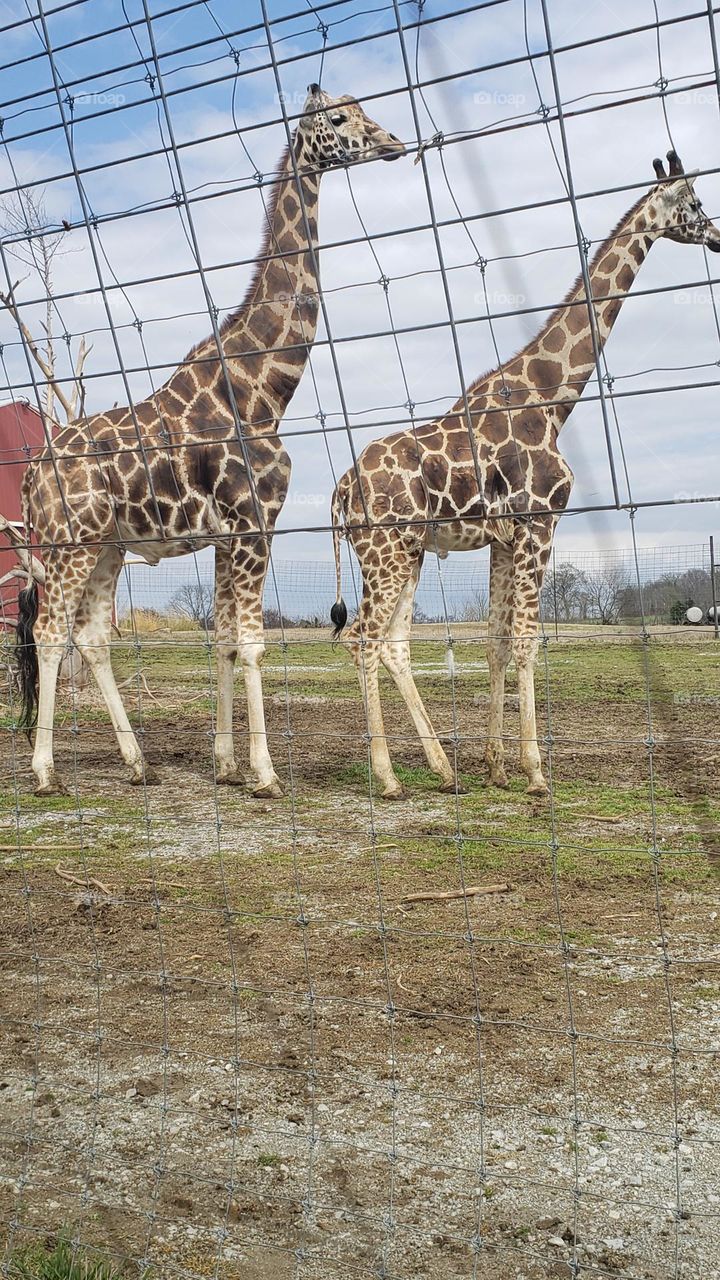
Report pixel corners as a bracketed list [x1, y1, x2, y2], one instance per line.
[0, 189, 90, 423]
[581, 562, 630, 625]
[171, 583, 214, 629]
[540, 561, 587, 623]
[461, 587, 489, 622]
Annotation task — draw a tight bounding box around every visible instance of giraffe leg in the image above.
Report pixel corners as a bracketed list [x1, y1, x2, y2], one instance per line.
[72, 548, 156, 786]
[347, 626, 402, 799]
[213, 547, 241, 784]
[343, 538, 425, 800]
[511, 523, 554, 796]
[379, 570, 460, 792]
[485, 542, 514, 789]
[221, 540, 283, 799]
[31, 549, 100, 795]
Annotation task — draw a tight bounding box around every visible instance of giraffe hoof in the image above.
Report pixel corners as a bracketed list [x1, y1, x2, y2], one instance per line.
[251, 778, 285, 800]
[130, 767, 160, 786]
[34, 777, 68, 797]
[527, 781, 549, 798]
[440, 779, 468, 795]
[381, 785, 406, 801]
[488, 769, 510, 790]
[216, 771, 244, 787]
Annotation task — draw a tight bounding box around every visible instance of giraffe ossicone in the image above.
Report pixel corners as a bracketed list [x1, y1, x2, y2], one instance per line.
[331, 151, 720, 800]
[15, 86, 404, 796]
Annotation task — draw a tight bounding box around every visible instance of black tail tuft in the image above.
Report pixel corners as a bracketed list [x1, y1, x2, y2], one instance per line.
[330, 598, 348, 640]
[16, 582, 39, 733]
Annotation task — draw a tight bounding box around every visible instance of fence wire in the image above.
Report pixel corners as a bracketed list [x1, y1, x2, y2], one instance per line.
[1, 3, 719, 1280]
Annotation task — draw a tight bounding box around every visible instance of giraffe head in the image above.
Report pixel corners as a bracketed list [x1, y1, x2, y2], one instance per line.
[297, 84, 405, 169]
[648, 150, 720, 252]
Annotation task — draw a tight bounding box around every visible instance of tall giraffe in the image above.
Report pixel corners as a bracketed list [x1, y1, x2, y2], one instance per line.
[331, 152, 720, 799]
[16, 86, 404, 796]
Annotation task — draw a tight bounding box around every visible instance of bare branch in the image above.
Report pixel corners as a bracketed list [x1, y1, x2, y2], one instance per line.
[0, 513, 46, 584]
[0, 188, 90, 424]
[0, 566, 28, 590]
[400, 883, 510, 904]
[68, 334, 92, 420]
[0, 281, 73, 420]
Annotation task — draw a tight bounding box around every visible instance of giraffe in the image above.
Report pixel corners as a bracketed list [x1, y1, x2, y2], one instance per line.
[330, 151, 720, 799]
[15, 85, 404, 796]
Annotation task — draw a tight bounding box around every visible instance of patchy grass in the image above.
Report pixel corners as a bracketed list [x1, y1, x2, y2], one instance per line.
[542, 638, 720, 705]
[262, 633, 720, 706]
[6, 1234, 141, 1280]
[329, 762, 458, 793]
[3, 631, 719, 731]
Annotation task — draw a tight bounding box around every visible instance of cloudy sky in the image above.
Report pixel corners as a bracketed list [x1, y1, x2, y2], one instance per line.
[1, 0, 719, 586]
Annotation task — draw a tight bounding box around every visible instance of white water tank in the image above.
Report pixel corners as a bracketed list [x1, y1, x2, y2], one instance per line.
[685, 606, 703, 625]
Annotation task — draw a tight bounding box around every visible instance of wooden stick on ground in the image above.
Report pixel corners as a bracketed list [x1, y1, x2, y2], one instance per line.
[401, 882, 510, 904]
[54, 863, 113, 896]
[0, 843, 84, 852]
[116, 671, 163, 704]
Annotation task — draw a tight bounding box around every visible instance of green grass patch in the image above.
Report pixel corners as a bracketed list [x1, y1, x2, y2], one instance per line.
[7, 1234, 141, 1280]
[542, 639, 720, 705]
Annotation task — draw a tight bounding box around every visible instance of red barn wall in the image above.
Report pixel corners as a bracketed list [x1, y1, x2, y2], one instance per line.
[0, 401, 53, 628]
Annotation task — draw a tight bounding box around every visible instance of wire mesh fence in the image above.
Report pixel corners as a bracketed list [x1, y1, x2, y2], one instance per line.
[106, 541, 720, 627]
[1, 2, 720, 1279]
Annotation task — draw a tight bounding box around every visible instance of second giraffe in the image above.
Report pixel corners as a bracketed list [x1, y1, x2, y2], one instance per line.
[331, 151, 720, 799]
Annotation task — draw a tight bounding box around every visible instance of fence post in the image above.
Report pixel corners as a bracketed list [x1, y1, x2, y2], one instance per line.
[551, 547, 559, 641]
[711, 536, 719, 640]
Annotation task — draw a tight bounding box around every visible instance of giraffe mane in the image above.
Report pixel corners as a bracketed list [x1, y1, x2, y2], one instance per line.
[183, 142, 294, 363]
[466, 188, 650, 394]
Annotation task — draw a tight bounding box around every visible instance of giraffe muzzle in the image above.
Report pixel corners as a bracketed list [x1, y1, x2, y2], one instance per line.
[376, 136, 406, 162]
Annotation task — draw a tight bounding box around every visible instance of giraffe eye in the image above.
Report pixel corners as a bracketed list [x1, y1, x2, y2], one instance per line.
[329, 114, 346, 127]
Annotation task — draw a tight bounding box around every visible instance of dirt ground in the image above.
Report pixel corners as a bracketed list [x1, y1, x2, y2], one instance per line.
[1, 626, 719, 1279]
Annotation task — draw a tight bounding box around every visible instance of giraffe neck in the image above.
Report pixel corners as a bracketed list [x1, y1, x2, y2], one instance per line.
[471, 197, 657, 431]
[172, 140, 323, 435]
[550, 202, 654, 429]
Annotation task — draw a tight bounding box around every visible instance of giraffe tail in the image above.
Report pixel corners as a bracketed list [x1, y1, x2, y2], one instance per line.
[330, 481, 348, 639]
[15, 475, 39, 731]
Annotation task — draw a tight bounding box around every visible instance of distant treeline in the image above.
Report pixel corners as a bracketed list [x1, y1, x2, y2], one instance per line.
[456, 564, 715, 627]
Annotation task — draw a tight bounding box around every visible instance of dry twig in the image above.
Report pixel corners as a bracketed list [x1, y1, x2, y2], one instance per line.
[401, 882, 510, 904]
[54, 863, 112, 896]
